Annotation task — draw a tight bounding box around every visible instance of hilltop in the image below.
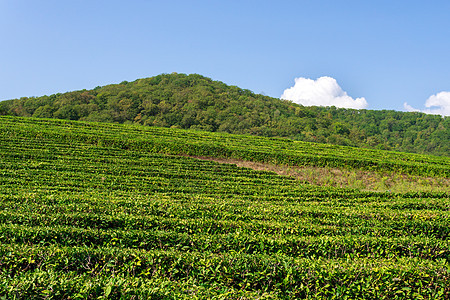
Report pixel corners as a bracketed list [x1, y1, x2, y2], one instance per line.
[1, 73, 448, 156]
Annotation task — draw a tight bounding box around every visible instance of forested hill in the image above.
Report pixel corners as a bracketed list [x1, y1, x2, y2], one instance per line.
[1, 73, 448, 156]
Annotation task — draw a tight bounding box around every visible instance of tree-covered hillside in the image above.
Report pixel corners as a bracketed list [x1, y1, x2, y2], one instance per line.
[1, 73, 448, 156]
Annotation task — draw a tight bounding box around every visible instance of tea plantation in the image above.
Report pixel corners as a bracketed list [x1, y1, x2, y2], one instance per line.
[0, 116, 449, 299]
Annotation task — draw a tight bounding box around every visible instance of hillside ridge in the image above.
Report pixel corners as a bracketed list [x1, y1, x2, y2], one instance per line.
[1, 73, 448, 156]
[2, 115, 448, 179]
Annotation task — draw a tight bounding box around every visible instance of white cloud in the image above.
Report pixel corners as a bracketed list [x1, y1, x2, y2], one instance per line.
[281, 76, 368, 109]
[404, 91, 450, 116]
[403, 102, 420, 113]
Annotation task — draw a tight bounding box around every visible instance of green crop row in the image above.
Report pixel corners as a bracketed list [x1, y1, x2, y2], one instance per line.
[0, 244, 448, 299]
[1, 223, 449, 260]
[0, 203, 449, 240]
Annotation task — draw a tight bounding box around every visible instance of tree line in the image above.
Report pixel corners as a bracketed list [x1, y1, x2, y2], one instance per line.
[0, 73, 448, 156]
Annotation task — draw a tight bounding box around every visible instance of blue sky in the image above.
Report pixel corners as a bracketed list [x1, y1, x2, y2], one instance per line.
[1, 1, 450, 114]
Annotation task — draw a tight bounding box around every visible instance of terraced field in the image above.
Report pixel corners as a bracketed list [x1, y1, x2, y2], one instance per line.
[0, 116, 449, 299]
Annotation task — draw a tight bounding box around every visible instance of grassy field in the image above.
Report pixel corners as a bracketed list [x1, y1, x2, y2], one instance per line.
[188, 156, 449, 193]
[0, 116, 449, 299]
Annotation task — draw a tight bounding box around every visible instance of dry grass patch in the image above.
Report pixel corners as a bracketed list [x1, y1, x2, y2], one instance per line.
[186, 155, 450, 193]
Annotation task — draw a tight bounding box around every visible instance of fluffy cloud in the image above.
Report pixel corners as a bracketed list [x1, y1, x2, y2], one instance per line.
[404, 91, 450, 116]
[281, 76, 368, 109]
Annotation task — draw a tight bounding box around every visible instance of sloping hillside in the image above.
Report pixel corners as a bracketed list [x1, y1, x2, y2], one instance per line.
[3, 116, 448, 178]
[1, 73, 448, 156]
[0, 116, 449, 298]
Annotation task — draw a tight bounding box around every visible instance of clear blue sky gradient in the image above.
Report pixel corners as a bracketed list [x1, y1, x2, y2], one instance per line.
[1, 0, 450, 111]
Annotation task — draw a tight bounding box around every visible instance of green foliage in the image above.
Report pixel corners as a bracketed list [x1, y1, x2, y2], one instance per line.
[2, 116, 448, 177]
[0, 73, 448, 156]
[0, 116, 449, 298]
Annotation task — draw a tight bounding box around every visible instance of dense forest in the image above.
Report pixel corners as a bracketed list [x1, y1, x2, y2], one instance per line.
[1, 73, 448, 156]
